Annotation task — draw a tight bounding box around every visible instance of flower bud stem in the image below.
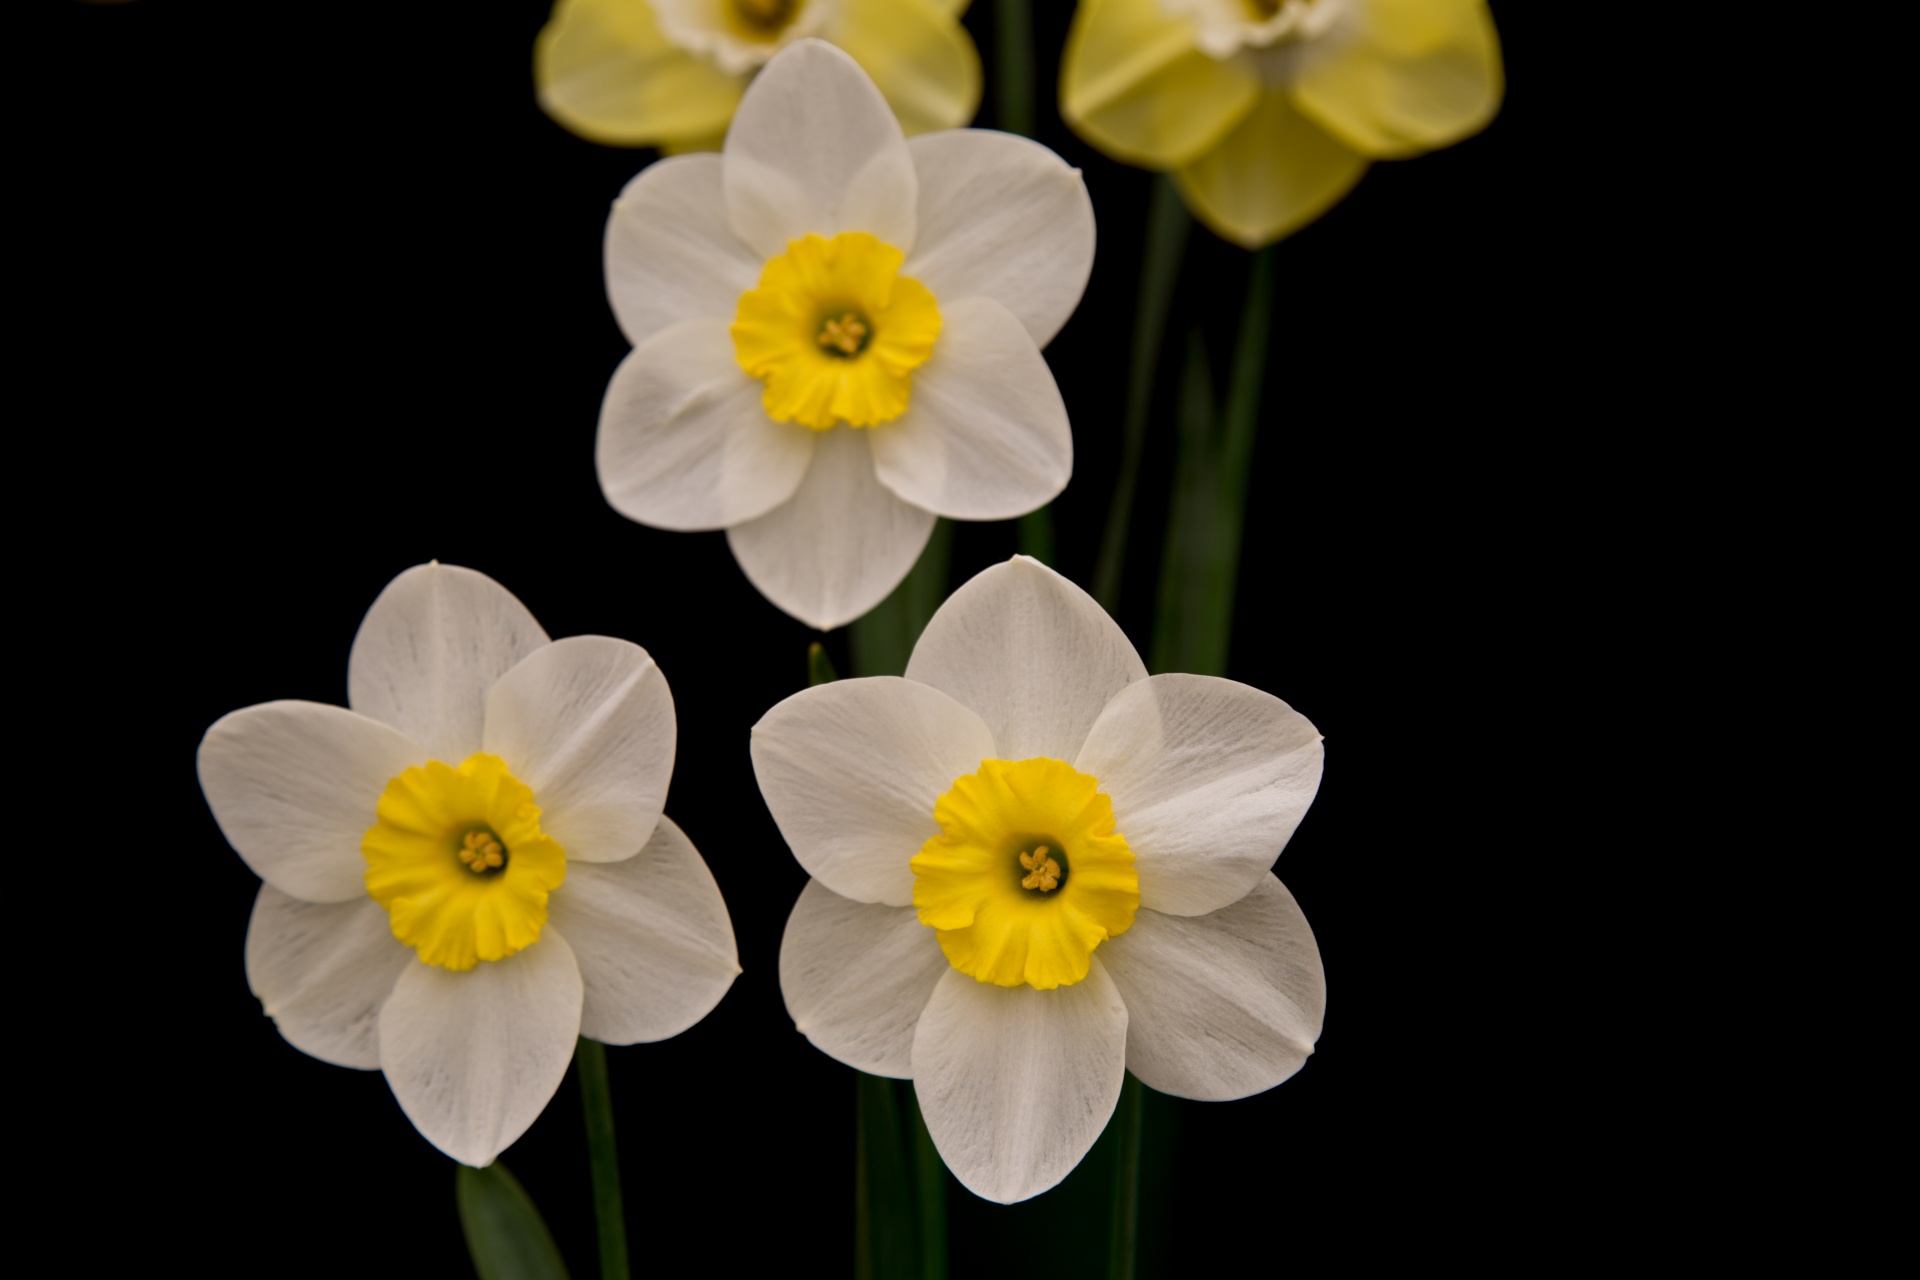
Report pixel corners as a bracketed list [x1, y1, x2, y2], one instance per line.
[576, 1038, 631, 1280]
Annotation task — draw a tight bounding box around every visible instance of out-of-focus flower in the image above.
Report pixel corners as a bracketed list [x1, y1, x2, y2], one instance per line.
[595, 40, 1092, 630]
[755, 556, 1326, 1202]
[198, 563, 739, 1167]
[536, 0, 981, 151]
[1062, 0, 1502, 246]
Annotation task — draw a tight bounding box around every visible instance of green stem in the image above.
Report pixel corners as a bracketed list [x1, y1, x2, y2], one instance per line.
[855, 1073, 917, 1279]
[1017, 508, 1055, 565]
[1106, 1075, 1145, 1280]
[993, 0, 1034, 138]
[1093, 177, 1191, 614]
[808, 640, 839, 687]
[1211, 244, 1275, 662]
[994, 0, 1053, 562]
[850, 518, 952, 677]
[575, 1039, 629, 1280]
[905, 1086, 948, 1280]
[1149, 331, 1215, 677]
[1149, 248, 1274, 678]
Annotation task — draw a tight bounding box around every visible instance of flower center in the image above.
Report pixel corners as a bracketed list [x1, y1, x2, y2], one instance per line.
[731, 232, 942, 431]
[1019, 845, 1062, 892]
[911, 758, 1139, 990]
[816, 310, 870, 357]
[728, 0, 802, 38]
[457, 828, 507, 874]
[1166, 0, 1346, 58]
[362, 753, 567, 972]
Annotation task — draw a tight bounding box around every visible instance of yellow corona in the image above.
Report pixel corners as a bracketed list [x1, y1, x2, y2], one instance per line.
[912, 758, 1140, 990]
[362, 753, 567, 971]
[731, 232, 942, 430]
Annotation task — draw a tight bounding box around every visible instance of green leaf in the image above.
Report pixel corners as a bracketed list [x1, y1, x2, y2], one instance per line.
[456, 1162, 571, 1280]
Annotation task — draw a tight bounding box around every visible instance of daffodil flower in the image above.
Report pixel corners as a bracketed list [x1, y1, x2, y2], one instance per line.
[1063, 0, 1503, 246]
[754, 556, 1326, 1202]
[536, 0, 981, 151]
[198, 563, 740, 1167]
[595, 40, 1093, 630]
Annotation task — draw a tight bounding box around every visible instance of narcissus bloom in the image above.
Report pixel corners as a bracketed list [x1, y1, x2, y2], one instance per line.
[537, 0, 981, 152]
[755, 557, 1326, 1202]
[1062, 0, 1502, 246]
[198, 563, 739, 1167]
[595, 40, 1093, 629]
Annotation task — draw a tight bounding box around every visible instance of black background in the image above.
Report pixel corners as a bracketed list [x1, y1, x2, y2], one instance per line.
[35, 1, 1598, 1273]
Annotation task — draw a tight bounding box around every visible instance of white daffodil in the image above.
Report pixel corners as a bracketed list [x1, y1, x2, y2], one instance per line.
[198, 563, 740, 1167]
[753, 556, 1326, 1203]
[595, 39, 1094, 630]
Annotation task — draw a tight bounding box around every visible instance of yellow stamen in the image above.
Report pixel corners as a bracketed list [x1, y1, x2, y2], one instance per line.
[816, 312, 868, 356]
[1019, 846, 1061, 892]
[457, 829, 506, 873]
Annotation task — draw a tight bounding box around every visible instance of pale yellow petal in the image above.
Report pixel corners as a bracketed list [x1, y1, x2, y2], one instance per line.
[1061, 0, 1259, 169]
[535, 0, 745, 147]
[662, 131, 728, 155]
[1292, 0, 1502, 159]
[834, 0, 983, 134]
[1173, 89, 1368, 249]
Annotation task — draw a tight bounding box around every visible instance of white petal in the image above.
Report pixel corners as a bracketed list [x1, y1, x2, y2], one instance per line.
[484, 635, 675, 864]
[596, 318, 817, 532]
[199, 700, 424, 903]
[903, 130, 1095, 348]
[726, 427, 935, 630]
[722, 39, 918, 257]
[1075, 674, 1323, 917]
[911, 962, 1128, 1204]
[752, 676, 995, 906]
[1098, 876, 1324, 1100]
[905, 556, 1145, 760]
[245, 885, 411, 1069]
[547, 816, 740, 1044]
[347, 563, 551, 764]
[604, 152, 764, 349]
[378, 931, 585, 1168]
[867, 297, 1071, 520]
[779, 880, 946, 1077]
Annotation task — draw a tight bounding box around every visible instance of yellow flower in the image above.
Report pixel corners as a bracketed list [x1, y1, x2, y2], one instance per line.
[536, 0, 982, 150]
[1062, 0, 1502, 246]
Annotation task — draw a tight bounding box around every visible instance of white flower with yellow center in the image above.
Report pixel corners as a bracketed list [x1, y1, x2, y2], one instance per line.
[197, 563, 740, 1167]
[595, 39, 1094, 630]
[536, 0, 980, 152]
[753, 556, 1326, 1202]
[1062, 0, 1502, 246]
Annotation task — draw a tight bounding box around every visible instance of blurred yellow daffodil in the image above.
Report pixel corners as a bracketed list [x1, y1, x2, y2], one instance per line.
[537, 0, 981, 150]
[1062, 0, 1502, 246]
